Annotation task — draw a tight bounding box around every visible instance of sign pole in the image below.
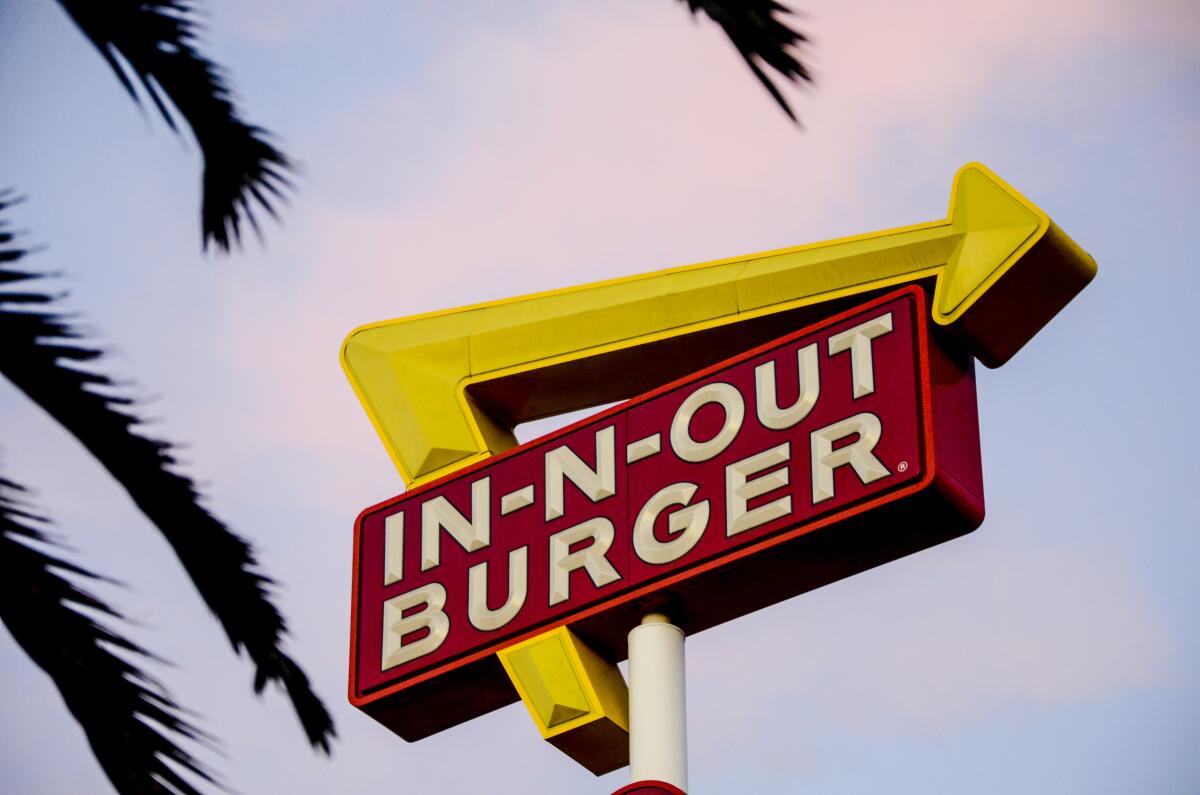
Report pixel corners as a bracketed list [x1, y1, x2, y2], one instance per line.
[628, 613, 688, 792]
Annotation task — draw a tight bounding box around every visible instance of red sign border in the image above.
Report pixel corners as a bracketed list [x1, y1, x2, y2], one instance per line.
[347, 285, 974, 716]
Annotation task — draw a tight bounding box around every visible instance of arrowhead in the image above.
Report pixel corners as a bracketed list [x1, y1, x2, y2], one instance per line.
[938, 163, 1046, 318]
[934, 162, 1097, 367]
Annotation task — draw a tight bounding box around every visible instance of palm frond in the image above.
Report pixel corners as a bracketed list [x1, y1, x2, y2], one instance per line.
[0, 475, 218, 795]
[0, 195, 335, 753]
[679, 0, 813, 122]
[55, 0, 293, 252]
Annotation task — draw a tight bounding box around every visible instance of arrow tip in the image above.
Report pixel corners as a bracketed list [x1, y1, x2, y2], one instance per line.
[939, 163, 1046, 317]
[935, 163, 1097, 367]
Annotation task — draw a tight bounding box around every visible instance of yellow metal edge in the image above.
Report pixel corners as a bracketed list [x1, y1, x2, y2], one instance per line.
[339, 331, 421, 486]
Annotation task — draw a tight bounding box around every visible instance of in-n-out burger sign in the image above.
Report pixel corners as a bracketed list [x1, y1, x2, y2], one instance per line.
[350, 287, 985, 739]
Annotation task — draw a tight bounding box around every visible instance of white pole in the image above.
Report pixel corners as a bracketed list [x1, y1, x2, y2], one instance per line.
[628, 612, 688, 792]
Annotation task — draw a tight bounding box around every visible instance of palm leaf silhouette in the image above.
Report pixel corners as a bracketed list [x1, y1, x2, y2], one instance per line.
[0, 196, 334, 754]
[680, 0, 813, 121]
[0, 476, 218, 794]
[5, 2, 813, 790]
[56, 0, 293, 252]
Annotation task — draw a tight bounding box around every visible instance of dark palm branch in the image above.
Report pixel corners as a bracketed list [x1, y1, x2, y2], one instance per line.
[0, 195, 334, 754]
[0, 476, 218, 795]
[679, 0, 813, 121]
[55, 0, 293, 252]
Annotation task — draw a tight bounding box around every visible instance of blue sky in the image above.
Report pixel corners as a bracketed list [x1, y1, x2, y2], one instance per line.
[2, 0, 1198, 792]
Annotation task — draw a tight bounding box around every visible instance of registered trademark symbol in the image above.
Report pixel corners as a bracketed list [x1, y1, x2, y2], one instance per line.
[897, 461, 909, 472]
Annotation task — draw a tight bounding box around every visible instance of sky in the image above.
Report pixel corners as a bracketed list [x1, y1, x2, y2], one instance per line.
[1, 0, 1199, 792]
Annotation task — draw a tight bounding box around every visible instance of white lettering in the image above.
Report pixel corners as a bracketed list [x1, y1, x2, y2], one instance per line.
[545, 426, 617, 521]
[381, 583, 449, 670]
[827, 313, 893, 398]
[383, 512, 404, 585]
[726, 443, 792, 536]
[548, 517, 621, 605]
[670, 382, 745, 463]
[810, 413, 890, 503]
[633, 482, 710, 565]
[755, 344, 820, 429]
[468, 547, 528, 631]
[421, 477, 491, 571]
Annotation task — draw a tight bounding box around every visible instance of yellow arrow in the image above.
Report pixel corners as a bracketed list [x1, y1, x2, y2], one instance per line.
[343, 162, 1096, 487]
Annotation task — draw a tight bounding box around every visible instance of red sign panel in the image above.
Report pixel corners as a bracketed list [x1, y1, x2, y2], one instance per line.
[350, 287, 984, 739]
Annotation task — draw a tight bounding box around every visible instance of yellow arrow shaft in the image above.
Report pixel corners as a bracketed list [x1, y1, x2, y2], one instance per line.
[734, 221, 958, 313]
[470, 220, 958, 377]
